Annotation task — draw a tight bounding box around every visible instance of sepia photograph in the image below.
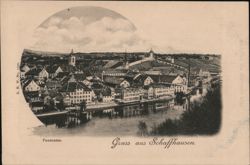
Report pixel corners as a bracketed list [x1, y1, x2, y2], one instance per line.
[20, 6, 222, 137]
[2, 1, 249, 165]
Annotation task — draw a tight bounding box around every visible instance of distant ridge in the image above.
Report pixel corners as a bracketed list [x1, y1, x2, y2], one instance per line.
[23, 49, 68, 56]
[23, 49, 220, 57]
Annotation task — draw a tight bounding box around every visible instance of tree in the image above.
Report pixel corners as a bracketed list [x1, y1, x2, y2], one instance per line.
[137, 121, 148, 136]
[151, 84, 222, 135]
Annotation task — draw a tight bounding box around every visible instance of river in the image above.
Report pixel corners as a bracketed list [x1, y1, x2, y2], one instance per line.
[32, 88, 205, 137]
[33, 104, 186, 137]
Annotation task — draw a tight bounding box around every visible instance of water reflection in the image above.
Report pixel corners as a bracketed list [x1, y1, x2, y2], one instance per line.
[33, 87, 205, 136]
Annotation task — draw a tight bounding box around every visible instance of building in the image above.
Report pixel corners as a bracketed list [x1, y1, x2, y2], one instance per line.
[104, 77, 130, 88]
[147, 49, 155, 59]
[61, 79, 94, 105]
[20, 64, 31, 79]
[23, 80, 41, 92]
[143, 70, 162, 75]
[25, 68, 41, 79]
[68, 49, 76, 66]
[23, 91, 42, 102]
[102, 69, 128, 77]
[199, 69, 212, 79]
[133, 74, 154, 86]
[43, 95, 52, 105]
[54, 72, 70, 81]
[103, 95, 114, 103]
[21, 64, 30, 73]
[62, 94, 70, 106]
[120, 87, 144, 102]
[172, 75, 188, 85]
[124, 50, 155, 69]
[151, 75, 188, 93]
[153, 84, 175, 98]
[20, 70, 26, 79]
[45, 80, 62, 90]
[47, 65, 63, 78]
[100, 88, 114, 103]
[143, 86, 154, 99]
[171, 75, 188, 93]
[30, 101, 44, 113]
[61, 73, 87, 85]
[38, 68, 49, 80]
[208, 56, 214, 60]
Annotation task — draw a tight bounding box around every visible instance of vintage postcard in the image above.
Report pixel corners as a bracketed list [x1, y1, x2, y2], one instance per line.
[1, 1, 249, 165]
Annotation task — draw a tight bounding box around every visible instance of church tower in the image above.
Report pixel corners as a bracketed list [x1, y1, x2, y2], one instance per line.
[68, 49, 76, 66]
[149, 48, 154, 59]
[124, 50, 129, 69]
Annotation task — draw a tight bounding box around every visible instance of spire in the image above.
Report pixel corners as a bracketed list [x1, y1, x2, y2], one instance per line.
[149, 48, 154, 59]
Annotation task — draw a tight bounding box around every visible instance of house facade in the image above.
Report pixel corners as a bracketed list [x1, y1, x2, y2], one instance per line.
[24, 80, 41, 92]
[171, 75, 188, 93]
[104, 76, 130, 88]
[121, 88, 144, 102]
[38, 68, 49, 80]
[120, 80, 130, 88]
[61, 80, 94, 105]
[103, 95, 114, 102]
[144, 86, 154, 99]
[143, 76, 154, 86]
[48, 66, 63, 78]
[153, 84, 175, 98]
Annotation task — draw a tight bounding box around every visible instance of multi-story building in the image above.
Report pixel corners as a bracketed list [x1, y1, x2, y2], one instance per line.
[153, 84, 175, 98]
[120, 87, 144, 102]
[102, 69, 128, 77]
[61, 79, 94, 105]
[151, 74, 188, 93]
[102, 89, 114, 102]
[45, 80, 62, 90]
[143, 86, 154, 99]
[172, 75, 188, 93]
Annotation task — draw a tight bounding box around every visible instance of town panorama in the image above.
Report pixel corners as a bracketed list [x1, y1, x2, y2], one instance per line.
[20, 49, 221, 135]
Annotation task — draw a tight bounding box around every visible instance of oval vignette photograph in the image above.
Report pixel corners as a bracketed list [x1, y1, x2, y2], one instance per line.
[19, 6, 222, 137]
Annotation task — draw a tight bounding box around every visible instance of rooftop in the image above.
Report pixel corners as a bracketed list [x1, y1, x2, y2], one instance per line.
[61, 81, 91, 92]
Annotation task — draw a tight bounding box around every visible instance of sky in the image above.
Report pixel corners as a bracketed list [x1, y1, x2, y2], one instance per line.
[25, 3, 248, 54]
[30, 6, 152, 53]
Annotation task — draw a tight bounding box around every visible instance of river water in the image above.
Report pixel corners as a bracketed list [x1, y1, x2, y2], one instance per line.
[32, 88, 206, 137]
[33, 104, 186, 137]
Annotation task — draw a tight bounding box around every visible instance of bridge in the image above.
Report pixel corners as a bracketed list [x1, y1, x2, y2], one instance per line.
[36, 110, 68, 117]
